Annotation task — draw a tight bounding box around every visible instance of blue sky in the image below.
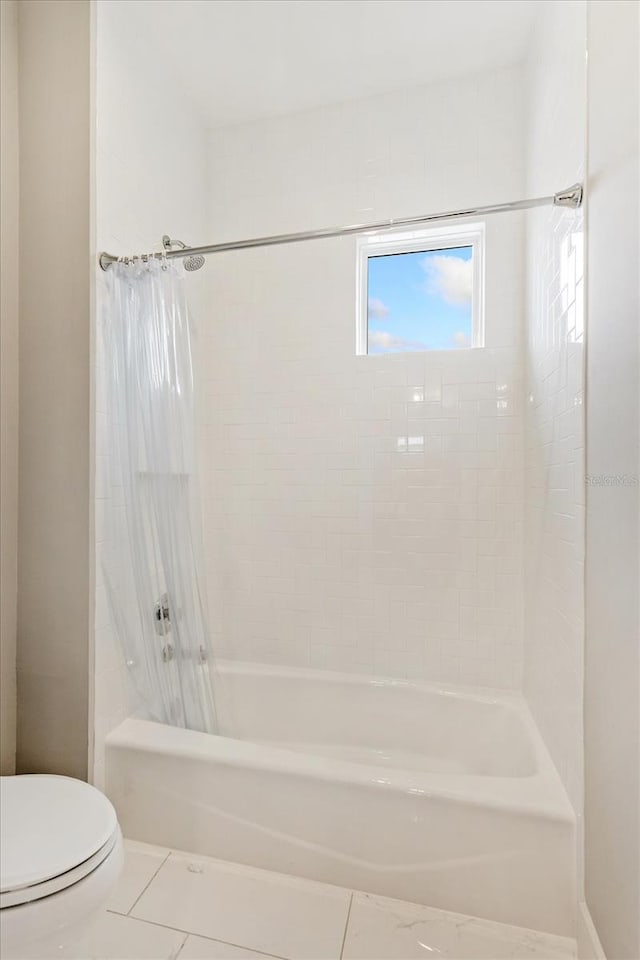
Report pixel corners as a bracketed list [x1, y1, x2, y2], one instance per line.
[367, 245, 473, 353]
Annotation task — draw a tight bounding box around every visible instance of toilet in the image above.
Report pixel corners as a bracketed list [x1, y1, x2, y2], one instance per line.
[0, 775, 123, 958]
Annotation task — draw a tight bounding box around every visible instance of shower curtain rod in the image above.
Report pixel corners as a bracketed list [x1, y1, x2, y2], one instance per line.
[98, 182, 583, 271]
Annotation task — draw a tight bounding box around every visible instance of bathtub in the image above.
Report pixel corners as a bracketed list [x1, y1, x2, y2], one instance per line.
[105, 661, 576, 935]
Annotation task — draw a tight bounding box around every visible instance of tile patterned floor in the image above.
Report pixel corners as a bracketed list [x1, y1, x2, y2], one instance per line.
[50, 840, 578, 959]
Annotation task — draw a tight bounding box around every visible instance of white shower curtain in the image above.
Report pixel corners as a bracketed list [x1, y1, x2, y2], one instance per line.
[104, 258, 217, 733]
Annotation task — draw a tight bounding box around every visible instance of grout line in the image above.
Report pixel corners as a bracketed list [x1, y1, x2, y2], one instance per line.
[176, 931, 288, 960]
[339, 892, 354, 960]
[174, 931, 190, 959]
[110, 912, 289, 960]
[125, 848, 173, 917]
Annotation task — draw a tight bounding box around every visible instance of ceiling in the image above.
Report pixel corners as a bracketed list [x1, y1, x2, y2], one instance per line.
[110, 0, 539, 129]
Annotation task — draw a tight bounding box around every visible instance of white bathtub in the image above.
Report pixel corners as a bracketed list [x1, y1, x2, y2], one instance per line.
[105, 661, 576, 935]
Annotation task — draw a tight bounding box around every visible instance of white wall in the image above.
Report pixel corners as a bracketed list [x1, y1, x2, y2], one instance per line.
[0, 0, 19, 776]
[522, 0, 587, 886]
[584, 2, 640, 955]
[17, 0, 92, 779]
[93, 1, 210, 785]
[203, 66, 527, 687]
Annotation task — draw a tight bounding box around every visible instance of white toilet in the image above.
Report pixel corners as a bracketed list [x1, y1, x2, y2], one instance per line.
[0, 775, 124, 958]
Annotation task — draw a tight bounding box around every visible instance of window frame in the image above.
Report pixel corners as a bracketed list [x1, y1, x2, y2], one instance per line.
[356, 221, 485, 356]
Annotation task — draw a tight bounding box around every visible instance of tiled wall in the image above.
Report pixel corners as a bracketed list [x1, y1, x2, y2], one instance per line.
[523, 0, 586, 885]
[93, 2, 209, 786]
[202, 66, 526, 687]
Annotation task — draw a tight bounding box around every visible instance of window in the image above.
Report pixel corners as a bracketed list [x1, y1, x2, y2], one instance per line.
[356, 223, 484, 355]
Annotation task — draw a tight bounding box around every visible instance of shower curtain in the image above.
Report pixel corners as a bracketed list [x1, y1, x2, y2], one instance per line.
[104, 258, 217, 733]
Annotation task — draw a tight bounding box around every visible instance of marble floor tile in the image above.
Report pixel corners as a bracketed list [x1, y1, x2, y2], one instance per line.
[20, 910, 186, 960]
[131, 851, 351, 960]
[342, 892, 576, 960]
[107, 839, 170, 915]
[15, 840, 578, 960]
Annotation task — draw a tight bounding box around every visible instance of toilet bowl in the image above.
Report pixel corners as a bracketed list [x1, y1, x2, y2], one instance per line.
[0, 775, 124, 958]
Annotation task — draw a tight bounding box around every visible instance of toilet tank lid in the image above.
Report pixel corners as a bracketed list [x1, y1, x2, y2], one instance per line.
[0, 775, 119, 893]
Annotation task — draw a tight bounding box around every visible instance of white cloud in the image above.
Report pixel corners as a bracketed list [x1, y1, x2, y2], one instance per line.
[369, 330, 426, 353]
[452, 330, 471, 348]
[368, 297, 390, 320]
[422, 254, 473, 306]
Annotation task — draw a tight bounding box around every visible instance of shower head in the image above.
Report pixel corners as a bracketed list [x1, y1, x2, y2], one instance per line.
[183, 253, 205, 271]
[162, 234, 206, 272]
